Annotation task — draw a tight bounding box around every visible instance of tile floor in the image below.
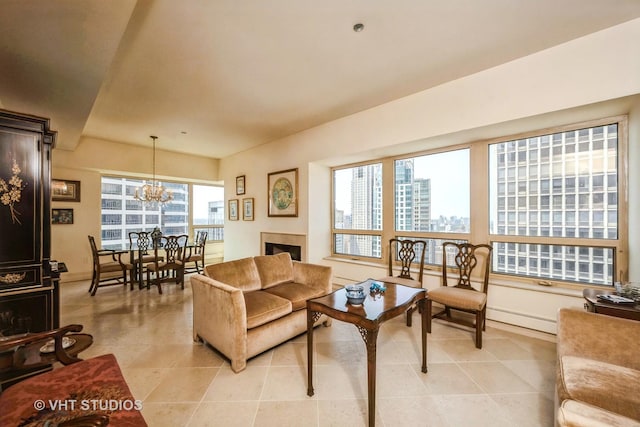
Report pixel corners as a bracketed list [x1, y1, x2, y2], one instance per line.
[60, 277, 557, 427]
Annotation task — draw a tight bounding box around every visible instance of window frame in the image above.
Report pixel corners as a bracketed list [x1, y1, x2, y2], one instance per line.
[100, 175, 224, 249]
[330, 115, 628, 289]
[331, 160, 385, 260]
[484, 116, 628, 287]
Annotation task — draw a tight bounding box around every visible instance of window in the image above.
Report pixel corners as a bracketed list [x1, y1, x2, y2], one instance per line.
[394, 150, 470, 264]
[100, 176, 190, 250]
[489, 120, 625, 286]
[330, 116, 627, 288]
[332, 163, 382, 258]
[193, 184, 225, 241]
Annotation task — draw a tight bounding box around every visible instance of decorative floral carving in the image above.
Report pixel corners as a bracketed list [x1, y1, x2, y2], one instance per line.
[0, 159, 25, 224]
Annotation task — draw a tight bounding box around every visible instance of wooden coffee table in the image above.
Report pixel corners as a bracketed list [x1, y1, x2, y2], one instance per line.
[306, 280, 427, 427]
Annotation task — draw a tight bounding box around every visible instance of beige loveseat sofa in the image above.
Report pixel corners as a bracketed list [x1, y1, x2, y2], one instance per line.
[556, 308, 640, 426]
[191, 252, 332, 373]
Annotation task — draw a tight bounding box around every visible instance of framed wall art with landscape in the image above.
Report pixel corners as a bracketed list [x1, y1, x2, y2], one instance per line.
[267, 168, 298, 217]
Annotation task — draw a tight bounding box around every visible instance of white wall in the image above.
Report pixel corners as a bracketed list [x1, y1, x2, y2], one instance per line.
[220, 18, 640, 334]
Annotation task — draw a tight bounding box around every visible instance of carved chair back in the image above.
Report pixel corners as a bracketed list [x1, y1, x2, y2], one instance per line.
[441, 242, 493, 293]
[388, 238, 427, 284]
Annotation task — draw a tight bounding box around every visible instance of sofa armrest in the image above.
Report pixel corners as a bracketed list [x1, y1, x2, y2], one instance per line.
[557, 308, 640, 370]
[293, 262, 332, 295]
[191, 274, 248, 372]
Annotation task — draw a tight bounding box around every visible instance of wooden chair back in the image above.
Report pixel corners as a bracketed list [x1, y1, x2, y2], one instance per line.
[387, 238, 427, 285]
[441, 241, 492, 293]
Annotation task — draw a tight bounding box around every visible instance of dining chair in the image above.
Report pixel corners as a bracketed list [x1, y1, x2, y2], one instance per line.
[376, 238, 427, 326]
[145, 234, 189, 294]
[128, 231, 163, 289]
[87, 235, 133, 296]
[426, 241, 493, 348]
[184, 231, 207, 274]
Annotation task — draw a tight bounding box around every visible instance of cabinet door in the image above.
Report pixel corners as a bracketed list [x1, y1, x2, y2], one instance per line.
[0, 126, 42, 272]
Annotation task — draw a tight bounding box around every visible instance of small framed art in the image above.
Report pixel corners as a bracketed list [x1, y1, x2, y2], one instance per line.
[243, 198, 254, 221]
[52, 179, 81, 202]
[236, 175, 246, 195]
[267, 168, 298, 217]
[228, 199, 239, 221]
[52, 208, 74, 224]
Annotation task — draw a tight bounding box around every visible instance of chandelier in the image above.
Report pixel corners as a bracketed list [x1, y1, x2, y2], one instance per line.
[134, 135, 173, 204]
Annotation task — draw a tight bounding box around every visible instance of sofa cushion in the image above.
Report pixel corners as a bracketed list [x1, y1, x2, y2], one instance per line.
[558, 400, 640, 427]
[263, 282, 328, 311]
[204, 257, 261, 292]
[254, 253, 294, 289]
[559, 355, 640, 421]
[244, 291, 292, 329]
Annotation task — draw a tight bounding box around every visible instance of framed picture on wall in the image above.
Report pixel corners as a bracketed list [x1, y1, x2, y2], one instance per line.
[52, 208, 74, 224]
[52, 179, 81, 202]
[236, 175, 246, 195]
[228, 199, 239, 221]
[243, 198, 254, 221]
[267, 168, 298, 217]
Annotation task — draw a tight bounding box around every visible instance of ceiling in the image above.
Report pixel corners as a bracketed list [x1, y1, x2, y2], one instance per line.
[2, 0, 640, 159]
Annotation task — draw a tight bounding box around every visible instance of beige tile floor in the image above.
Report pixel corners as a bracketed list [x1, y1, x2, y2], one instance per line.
[60, 277, 557, 427]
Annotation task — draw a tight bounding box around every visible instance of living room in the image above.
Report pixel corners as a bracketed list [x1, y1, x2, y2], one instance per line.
[1, 2, 640, 426]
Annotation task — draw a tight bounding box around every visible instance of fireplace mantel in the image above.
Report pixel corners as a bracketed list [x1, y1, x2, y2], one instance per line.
[260, 232, 307, 263]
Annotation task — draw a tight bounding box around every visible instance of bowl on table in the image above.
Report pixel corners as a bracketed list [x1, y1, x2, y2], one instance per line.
[345, 284, 366, 305]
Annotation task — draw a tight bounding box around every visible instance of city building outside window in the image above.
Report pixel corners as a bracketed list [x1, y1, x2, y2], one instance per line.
[394, 149, 470, 266]
[333, 163, 383, 258]
[488, 118, 627, 286]
[100, 177, 189, 250]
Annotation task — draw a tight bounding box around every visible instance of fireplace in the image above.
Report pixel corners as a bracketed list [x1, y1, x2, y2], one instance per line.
[265, 242, 302, 261]
[261, 232, 307, 262]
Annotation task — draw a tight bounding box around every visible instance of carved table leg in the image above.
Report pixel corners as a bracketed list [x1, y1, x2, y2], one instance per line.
[356, 325, 379, 427]
[307, 310, 321, 396]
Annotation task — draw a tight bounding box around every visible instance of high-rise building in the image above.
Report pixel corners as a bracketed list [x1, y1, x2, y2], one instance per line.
[490, 124, 617, 285]
[349, 165, 382, 257]
[100, 177, 189, 250]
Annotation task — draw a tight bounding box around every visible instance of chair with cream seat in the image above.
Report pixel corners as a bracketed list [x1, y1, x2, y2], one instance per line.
[87, 235, 133, 296]
[426, 241, 492, 348]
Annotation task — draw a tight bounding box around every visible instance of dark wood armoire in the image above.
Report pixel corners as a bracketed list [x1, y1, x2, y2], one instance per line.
[0, 110, 57, 336]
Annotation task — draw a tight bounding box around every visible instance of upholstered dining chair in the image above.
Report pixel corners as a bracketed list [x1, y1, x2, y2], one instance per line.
[377, 238, 427, 326]
[145, 234, 188, 294]
[184, 231, 207, 274]
[426, 241, 493, 348]
[87, 235, 133, 296]
[128, 231, 163, 289]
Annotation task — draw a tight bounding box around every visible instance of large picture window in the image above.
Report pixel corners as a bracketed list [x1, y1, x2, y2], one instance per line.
[193, 184, 225, 241]
[331, 116, 627, 288]
[394, 149, 470, 265]
[333, 163, 383, 258]
[488, 120, 624, 285]
[100, 177, 189, 250]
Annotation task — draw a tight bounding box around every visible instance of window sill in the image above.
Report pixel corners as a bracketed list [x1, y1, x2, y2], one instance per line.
[324, 256, 587, 298]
